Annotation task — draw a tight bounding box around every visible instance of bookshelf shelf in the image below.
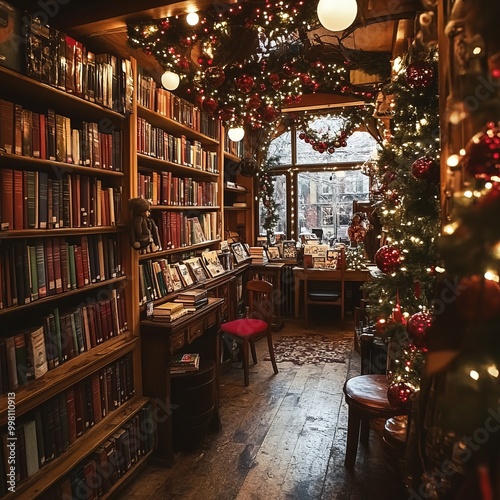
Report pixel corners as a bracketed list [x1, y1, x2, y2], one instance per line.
[137, 153, 219, 178]
[0, 276, 127, 317]
[138, 239, 222, 261]
[0, 66, 126, 124]
[0, 333, 137, 425]
[0, 225, 124, 240]
[13, 396, 151, 499]
[0, 152, 126, 178]
[149, 205, 220, 211]
[224, 186, 248, 194]
[223, 151, 241, 164]
[137, 104, 219, 147]
[224, 206, 251, 211]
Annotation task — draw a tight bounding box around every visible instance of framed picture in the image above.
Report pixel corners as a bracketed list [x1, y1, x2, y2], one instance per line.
[325, 250, 340, 269]
[231, 242, 249, 264]
[266, 246, 280, 260]
[201, 250, 226, 277]
[282, 240, 297, 259]
[168, 264, 184, 291]
[184, 257, 209, 282]
[173, 263, 194, 287]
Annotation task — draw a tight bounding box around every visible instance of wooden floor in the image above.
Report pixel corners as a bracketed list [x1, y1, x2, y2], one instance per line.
[124, 310, 407, 500]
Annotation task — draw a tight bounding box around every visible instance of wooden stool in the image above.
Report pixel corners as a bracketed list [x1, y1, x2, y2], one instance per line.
[343, 374, 409, 469]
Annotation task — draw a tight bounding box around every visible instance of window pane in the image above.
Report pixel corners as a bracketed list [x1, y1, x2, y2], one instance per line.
[297, 170, 370, 243]
[258, 174, 287, 237]
[267, 131, 292, 166]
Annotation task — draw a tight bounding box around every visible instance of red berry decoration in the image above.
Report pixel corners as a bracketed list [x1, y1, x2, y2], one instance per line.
[387, 381, 416, 408]
[263, 106, 279, 123]
[411, 156, 438, 181]
[406, 311, 432, 348]
[461, 123, 500, 180]
[205, 66, 225, 88]
[405, 60, 434, 88]
[246, 95, 261, 110]
[236, 74, 254, 94]
[456, 275, 500, 320]
[201, 97, 218, 114]
[375, 246, 401, 274]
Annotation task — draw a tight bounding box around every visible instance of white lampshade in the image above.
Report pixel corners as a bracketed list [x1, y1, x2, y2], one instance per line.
[317, 0, 358, 32]
[161, 70, 180, 90]
[186, 12, 199, 26]
[227, 126, 245, 142]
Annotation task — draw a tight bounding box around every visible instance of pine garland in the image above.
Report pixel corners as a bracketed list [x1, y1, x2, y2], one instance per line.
[258, 156, 280, 237]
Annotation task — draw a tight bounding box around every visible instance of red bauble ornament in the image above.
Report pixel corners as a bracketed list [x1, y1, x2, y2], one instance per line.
[263, 106, 279, 123]
[282, 64, 295, 77]
[202, 97, 218, 114]
[387, 381, 416, 408]
[239, 158, 258, 177]
[405, 60, 434, 88]
[461, 123, 500, 180]
[236, 74, 254, 94]
[205, 66, 225, 88]
[406, 312, 432, 348]
[374, 246, 401, 274]
[246, 95, 261, 110]
[456, 275, 500, 320]
[300, 73, 312, 86]
[269, 73, 280, 84]
[411, 156, 438, 181]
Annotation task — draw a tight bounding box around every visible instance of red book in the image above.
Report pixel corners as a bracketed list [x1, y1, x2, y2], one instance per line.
[84, 304, 96, 348]
[0, 99, 14, 154]
[39, 113, 47, 160]
[13, 169, 23, 230]
[14, 103, 22, 155]
[65, 36, 76, 93]
[31, 112, 41, 158]
[65, 386, 77, 445]
[73, 243, 85, 288]
[71, 174, 81, 227]
[73, 382, 85, 438]
[101, 188, 110, 227]
[91, 372, 102, 425]
[81, 236, 90, 286]
[80, 175, 90, 227]
[104, 299, 114, 339]
[1, 168, 14, 230]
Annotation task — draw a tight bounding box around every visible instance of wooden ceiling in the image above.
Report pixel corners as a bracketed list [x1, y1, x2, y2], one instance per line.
[17, 0, 419, 101]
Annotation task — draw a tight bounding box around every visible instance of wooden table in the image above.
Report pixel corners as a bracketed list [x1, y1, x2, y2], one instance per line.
[293, 267, 371, 320]
[140, 297, 224, 463]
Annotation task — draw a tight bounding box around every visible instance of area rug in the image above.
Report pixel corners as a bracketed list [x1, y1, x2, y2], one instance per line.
[264, 334, 353, 365]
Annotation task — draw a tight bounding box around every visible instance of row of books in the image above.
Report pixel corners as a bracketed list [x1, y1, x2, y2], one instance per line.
[24, 14, 134, 113]
[0, 234, 123, 309]
[138, 252, 227, 305]
[44, 403, 156, 499]
[0, 354, 134, 492]
[0, 290, 127, 394]
[151, 211, 219, 251]
[0, 100, 123, 170]
[224, 132, 244, 157]
[137, 66, 219, 140]
[137, 117, 219, 172]
[0, 167, 121, 231]
[138, 172, 218, 207]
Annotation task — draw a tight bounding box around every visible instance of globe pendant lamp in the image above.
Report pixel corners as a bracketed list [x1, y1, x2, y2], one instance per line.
[227, 126, 245, 142]
[317, 0, 358, 32]
[161, 70, 180, 91]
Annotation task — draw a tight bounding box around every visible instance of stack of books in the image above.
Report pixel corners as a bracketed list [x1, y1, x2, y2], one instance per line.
[169, 353, 200, 374]
[174, 288, 208, 311]
[248, 247, 268, 265]
[153, 301, 189, 322]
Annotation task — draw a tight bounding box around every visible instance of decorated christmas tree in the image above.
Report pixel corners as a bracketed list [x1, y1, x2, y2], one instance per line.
[363, 44, 441, 404]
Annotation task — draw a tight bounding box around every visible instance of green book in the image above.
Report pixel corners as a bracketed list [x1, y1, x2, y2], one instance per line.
[28, 244, 39, 301]
[52, 308, 63, 365]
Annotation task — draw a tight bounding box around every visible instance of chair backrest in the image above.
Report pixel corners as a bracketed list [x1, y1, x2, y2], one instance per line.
[246, 279, 274, 326]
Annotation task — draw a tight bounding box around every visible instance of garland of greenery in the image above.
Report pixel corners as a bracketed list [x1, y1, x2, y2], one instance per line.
[258, 156, 280, 237]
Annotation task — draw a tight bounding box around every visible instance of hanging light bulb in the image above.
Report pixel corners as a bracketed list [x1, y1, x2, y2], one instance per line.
[161, 70, 180, 90]
[317, 0, 358, 32]
[228, 126, 245, 142]
[186, 12, 199, 26]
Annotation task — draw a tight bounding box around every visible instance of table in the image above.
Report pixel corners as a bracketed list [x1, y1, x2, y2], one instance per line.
[293, 267, 371, 320]
[140, 297, 224, 463]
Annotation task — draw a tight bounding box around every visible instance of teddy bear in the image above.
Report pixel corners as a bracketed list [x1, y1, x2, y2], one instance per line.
[128, 197, 161, 251]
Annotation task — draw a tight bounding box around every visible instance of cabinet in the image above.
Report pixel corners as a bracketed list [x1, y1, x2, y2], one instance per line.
[0, 44, 153, 497]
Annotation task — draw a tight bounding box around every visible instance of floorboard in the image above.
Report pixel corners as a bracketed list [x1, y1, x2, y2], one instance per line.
[124, 317, 407, 500]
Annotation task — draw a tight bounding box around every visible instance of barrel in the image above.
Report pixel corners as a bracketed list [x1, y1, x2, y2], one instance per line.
[170, 359, 216, 451]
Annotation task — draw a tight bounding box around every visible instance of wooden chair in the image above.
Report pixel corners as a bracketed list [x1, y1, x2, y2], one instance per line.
[343, 333, 408, 469]
[220, 280, 279, 386]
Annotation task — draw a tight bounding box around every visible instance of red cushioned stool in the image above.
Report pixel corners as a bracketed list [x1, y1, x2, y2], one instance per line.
[220, 280, 278, 386]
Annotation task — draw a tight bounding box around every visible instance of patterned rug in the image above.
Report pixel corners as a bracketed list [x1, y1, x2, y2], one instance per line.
[264, 334, 353, 365]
